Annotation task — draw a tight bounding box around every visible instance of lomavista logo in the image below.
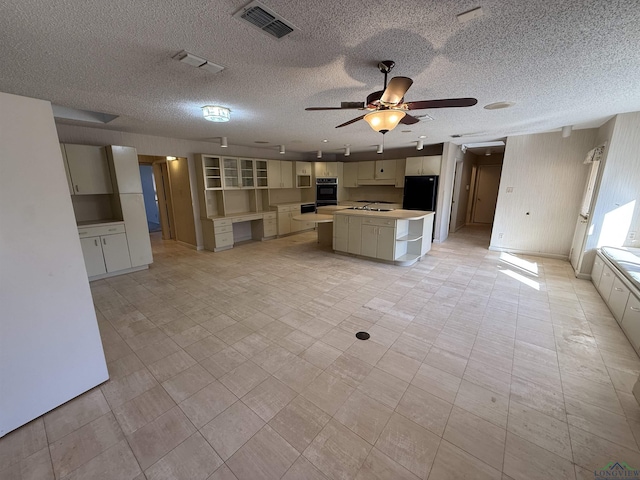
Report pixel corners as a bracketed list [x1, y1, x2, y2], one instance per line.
[595, 462, 640, 479]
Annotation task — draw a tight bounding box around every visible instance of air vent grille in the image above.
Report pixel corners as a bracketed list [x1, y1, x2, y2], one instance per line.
[234, 1, 296, 39]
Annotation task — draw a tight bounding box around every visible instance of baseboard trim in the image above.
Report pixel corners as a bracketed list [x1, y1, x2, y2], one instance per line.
[89, 265, 148, 282]
[176, 240, 197, 250]
[488, 246, 569, 261]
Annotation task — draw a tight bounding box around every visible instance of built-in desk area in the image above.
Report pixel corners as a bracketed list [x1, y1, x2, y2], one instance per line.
[205, 211, 277, 251]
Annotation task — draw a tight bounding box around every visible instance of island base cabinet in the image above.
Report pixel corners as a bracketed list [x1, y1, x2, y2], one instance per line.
[376, 226, 395, 261]
[621, 296, 640, 352]
[361, 225, 377, 258]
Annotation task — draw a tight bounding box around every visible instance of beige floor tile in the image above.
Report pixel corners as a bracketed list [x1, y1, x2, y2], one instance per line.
[148, 350, 197, 383]
[172, 325, 212, 348]
[367, 324, 401, 348]
[145, 432, 222, 480]
[503, 432, 576, 480]
[570, 424, 640, 472]
[357, 368, 409, 409]
[608, 367, 640, 393]
[113, 385, 176, 435]
[509, 377, 566, 422]
[282, 455, 329, 480]
[257, 321, 295, 342]
[43, 388, 110, 443]
[507, 401, 572, 461]
[463, 359, 512, 397]
[61, 439, 141, 480]
[184, 335, 227, 362]
[389, 333, 431, 362]
[346, 340, 388, 366]
[200, 314, 237, 334]
[101, 368, 158, 408]
[429, 440, 502, 480]
[301, 372, 355, 416]
[274, 357, 322, 393]
[207, 465, 239, 480]
[304, 419, 372, 480]
[326, 354, 373, 387]
[443, 406, 506, 471]
[49, 412, 124, 478]
[334, 390, 393, 444]
[375, 412, 440, 479]
[375, 350, 421, 383]
[560, 372, 624, 415]
[354, 447, 420, 480]
[280, 310, 315, 329]
[107, 352, 145, 379]
[200, 401, 264, 460]
[250, 345, 296, 374]
[219, 361, 270, 397]
[0, 419, 48, 470]
[564, 396, 638, 451]
[299, 319, 335, 339]
[232, 332, 272, 358]
[322, 328, 358, 351]
[242, 377, 297, 422]
[454, 380, 509, 428]
[396, 385, 453, 436]
[512, 357, 562, 392]
[134, 337, 182, 365]
[411, 363, 461, 404]
[301, 341, 343, 369]
[178, 380, 237, 428]
[200, 347, 247, 378]
[161, 363, 214, 403]
[215, 323, 253, 345]
[227, 425, 299, 480]
[126, 406, 196, 470]
[269, 396, 331, 454]
[0, 446, 53, 480]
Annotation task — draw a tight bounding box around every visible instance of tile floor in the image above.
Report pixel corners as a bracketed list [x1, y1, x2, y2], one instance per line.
[2, 226, 640, 480]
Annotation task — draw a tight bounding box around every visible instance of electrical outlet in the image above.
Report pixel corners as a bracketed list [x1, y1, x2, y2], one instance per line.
[498, 232, 504, 239]
[629, 231, 637, 241]
[506, 187, 513, 193]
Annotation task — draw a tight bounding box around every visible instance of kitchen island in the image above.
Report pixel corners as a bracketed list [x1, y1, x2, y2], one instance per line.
[333, 209, 434, 266]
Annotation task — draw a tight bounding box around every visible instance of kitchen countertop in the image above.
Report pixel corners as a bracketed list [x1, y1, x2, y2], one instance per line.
[316, 205, 352, 213]
[207, 211, 274, 221]
[77, 219, 125, 227]
[291, 213, 333, 223]
[335, 209, 434, 220]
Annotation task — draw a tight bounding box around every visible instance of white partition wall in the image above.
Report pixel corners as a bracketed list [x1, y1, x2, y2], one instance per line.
[0, 92, 108, 436]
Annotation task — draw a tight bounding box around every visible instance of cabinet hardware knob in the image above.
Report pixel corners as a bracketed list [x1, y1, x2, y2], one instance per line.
[614, 287, 623, 292]
[630, 306, 640, 312]
[103, 238, 106, 245]
[94, 239, 98, 246]
[75, 185, 79, 192]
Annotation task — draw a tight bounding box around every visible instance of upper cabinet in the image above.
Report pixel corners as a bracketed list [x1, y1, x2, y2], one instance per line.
[105, 146, 142, 194]
[62, 144, 113, 195]
[357, 160, 397, 185]
[296, 161, 312, 176]
[405, 155, 442, 176]
[374, 160, 396, 180]
[315, 162, 339, 178]
[222, 157, 241, 189]
[239, 159, 255, 188]
[201, 155, 223, 190]
[268, 160, 294, 189]
[358, 161, 375, 181]
[255, 160, 268, 189]
[343, 162, 358, 188]
[295, 161, 312, 188]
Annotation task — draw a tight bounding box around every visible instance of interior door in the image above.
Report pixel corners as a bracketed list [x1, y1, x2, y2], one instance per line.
[472, 165, 502, 224]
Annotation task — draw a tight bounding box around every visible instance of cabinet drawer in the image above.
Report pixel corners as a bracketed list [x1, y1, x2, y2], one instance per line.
[263, 212, 277, 220]
[213, 219, 232, 228]
[214, 225, 233, 235]
[78, 224, 125, 238]
[215, 232, 234, 247]
[621, 296, 640, 351]
[277, 205, 295, 212]
[264, 224, 277, 236]
[361, 217, 395, 227]
[609, 277, 630, 324]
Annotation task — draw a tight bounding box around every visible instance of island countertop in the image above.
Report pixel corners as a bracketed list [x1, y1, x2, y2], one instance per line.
[335, 208, 434, 220]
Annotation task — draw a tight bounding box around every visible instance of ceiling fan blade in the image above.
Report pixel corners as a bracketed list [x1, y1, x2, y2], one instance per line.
[335, 115, 365, 128]
[399, 114, 420, 125]
[306, 101, 365, 111]
[380, 77, 413, 105]
[406, 98, 478, 110]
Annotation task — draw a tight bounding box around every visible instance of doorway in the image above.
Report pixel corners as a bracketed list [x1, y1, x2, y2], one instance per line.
[139, 165, 161, 232]
[469, 164, 502, 224]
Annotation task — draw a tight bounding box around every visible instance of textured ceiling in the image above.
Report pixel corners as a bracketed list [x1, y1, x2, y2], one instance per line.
[2, 0, 639, 155]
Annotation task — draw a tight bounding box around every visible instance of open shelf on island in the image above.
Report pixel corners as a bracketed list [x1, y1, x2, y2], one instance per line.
[396, 233, 423, 242]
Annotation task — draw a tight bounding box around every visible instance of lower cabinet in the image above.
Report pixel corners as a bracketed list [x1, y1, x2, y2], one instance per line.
[213, 219, 233, 251]
[263, 213, 277, 237]
[333, 215, 362, 254]
[360, 219, 395, 261]
[79, 228, 132, 278]
[621, 296, 640, 351]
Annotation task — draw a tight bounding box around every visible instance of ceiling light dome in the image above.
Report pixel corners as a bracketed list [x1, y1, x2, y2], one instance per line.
[202, 105, 231, 122]
[364, 109, 406, 134]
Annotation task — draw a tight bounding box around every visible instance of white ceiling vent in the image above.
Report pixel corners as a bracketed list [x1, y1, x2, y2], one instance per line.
[233, 1, 296, 40]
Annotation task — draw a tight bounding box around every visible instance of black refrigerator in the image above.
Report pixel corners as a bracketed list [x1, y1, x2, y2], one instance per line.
[403, 175, 439, 211]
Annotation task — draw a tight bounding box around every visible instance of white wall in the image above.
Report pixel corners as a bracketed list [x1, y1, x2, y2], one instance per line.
[434, 142, 461, 243]
[0, 93, 108, 436]
[578, 112, 640, 275]
[489, 129, 597, 258]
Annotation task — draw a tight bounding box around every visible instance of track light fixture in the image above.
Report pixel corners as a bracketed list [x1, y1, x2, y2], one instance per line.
[416, 139, 424, 150]
[344, 146, 350, 156]
[220, 136, 228, 148]
[561, 125, 572, 138]
[377, 144, 383, 154]
[317, 150, 322, 159]
[279, 145, 285, 154]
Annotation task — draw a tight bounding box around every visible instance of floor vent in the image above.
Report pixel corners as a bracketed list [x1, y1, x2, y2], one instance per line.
[233, 1, 296, 39]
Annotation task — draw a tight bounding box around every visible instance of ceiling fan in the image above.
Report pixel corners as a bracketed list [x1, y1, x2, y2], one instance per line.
[305, 60, 478, 134]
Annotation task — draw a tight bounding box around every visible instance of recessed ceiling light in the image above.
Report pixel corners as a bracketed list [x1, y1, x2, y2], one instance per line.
[484, 101, 515, 110]
[254, 140, 269, 144]
[322, 139, 329, 143]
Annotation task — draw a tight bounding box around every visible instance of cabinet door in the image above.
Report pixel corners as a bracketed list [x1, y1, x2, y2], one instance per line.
[60, 144, 74, 195]
[202, 156, 223, 190]
[597, 264, 615, 300]
[333, 215, 349, 251]
[621, 296, 640, 350]
[107, 146, 142, 194]
[240, 159, 255, 188]
[395, 159, 406, 188]
[281, 161, 294, 188]
[101, 233, 132, 272]
[325, 163, 339, 177]
[591, 256, 605, 286]
[79, 237, 107, 277]
[267, 160, 281, 188]
[347, 217, 362, 255]
[314, 162, 326, 177]
[120, 194, 153, 267]
[360, 225, 378, 258]
[290, 207, 303, 233]
[343, 162, 358, 187]
[277, 209, 291, 235]
[358, 161, 375, 180]
[609, 277, 630, 324]
[296, 161, 311, 175]
[376, 226, 395, 260]
[375, 160, 396, 180]
[405, 158, 423, 176]
[222, 158, 240, 189]
[255, 160, 268, 189]
[64, 144, 113, 194]
[421, 156, 442, 176]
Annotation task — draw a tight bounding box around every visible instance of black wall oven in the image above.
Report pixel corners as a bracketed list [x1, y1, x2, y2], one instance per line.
[316, 177, 338, 207]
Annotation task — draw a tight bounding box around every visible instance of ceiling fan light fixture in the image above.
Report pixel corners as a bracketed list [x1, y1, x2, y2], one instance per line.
[364, 109, 406, 134]
[202, 105, 231, 122]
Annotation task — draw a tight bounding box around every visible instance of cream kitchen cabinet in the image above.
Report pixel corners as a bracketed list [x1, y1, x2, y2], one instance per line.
[597, 263, 615, 300]
[315, 162, 339, 178]
[212, 218, 234, 251]
[358, 161, 375, 181]
[609, 276, 631, 324]
[296, 161, 312, 176]
[262, 212, 277, 237]
[276, 205, 295, 235]
[357, 160, 397, 184]
[343, 162, 358, 187]
[62, 144, 113, 195]
[395, 159, 406, 188]
[268, 160, 294, 188]
[405, 155, 442, 176]
[78, 224, 131, 278]
[255, 160, 268, 189]
[295, 161, 312, 188]
[374, 160, 396, 180]
[222, 157, 241, 189]
[106, 146, 142, 194]
[333, 214, 362, 254]
[360, 217, 395, 261]
[200, 155, 223, 190]
[621, 296, 640, 351]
